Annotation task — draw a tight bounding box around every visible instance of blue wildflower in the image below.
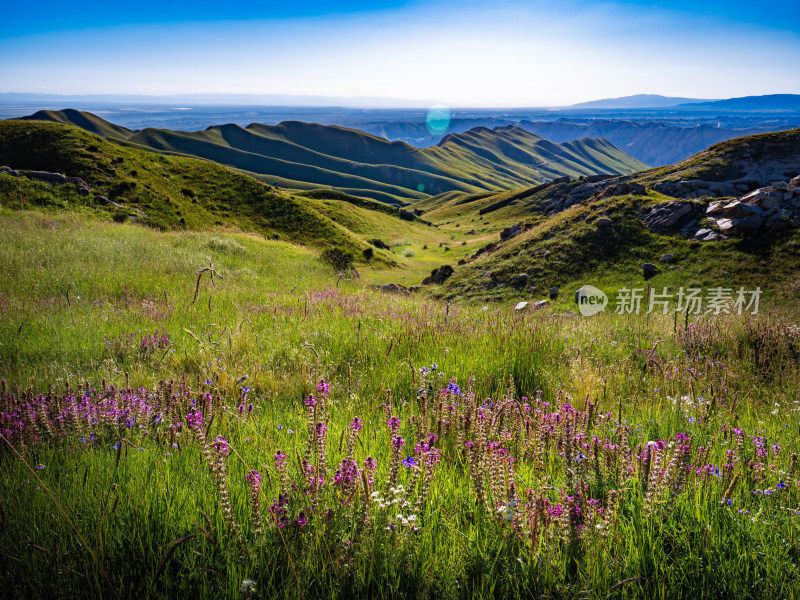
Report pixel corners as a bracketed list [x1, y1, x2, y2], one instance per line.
[401, 456, 417, 468]
[446, 382, 463, 396]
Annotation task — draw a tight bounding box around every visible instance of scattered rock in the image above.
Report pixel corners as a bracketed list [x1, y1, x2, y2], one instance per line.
[594, 181, 646, 200]
[717, 213, 764, 235]
[431, 265, 454, 284]
[473, 242, 497, 259]
[596, 217, 612, 228]
[642, 263, 659, 278]
[514, 301, 529, 311]
[549, 286, 559, 300]
[772, 181, 789, 192]
[640, 201, 694, 232]
[533, 300, 549, 310]
[660, 254, 674, 263]
[370, 238, 391, 250]
[372, 284, 410, 294]
[706, 200, 728, 216]
[769, 220, 788, 233]
[28, 170, 67, 185]
[510, 273, 529, 286]
[789, 175, 800, 190]
[500, 224, 521, 241]
[720, 200, 762, 220]
[653, 179, 738, 198]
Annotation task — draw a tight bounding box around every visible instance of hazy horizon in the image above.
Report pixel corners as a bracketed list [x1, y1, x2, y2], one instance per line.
[2, 1, 799, 108]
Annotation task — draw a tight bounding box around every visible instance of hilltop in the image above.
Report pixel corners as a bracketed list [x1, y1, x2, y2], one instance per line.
[14, 109, 648, 203]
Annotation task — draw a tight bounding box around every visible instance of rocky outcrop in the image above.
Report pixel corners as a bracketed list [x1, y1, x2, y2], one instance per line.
[1, 166, 94, 196]
[702, 179, 800, 237]
[640, 201, 699, 233]
[653, 179, 743, 199]
[544, 178, 648, 216]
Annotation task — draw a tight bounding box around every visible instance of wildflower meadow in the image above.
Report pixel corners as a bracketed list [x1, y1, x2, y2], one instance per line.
[1, 212, 800, 599]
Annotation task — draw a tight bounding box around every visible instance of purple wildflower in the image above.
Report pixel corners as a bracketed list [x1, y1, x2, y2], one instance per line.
[246, 470, 262, 489]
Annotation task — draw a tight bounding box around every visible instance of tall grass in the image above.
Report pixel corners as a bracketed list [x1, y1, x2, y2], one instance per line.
[1, 210, 800, 599]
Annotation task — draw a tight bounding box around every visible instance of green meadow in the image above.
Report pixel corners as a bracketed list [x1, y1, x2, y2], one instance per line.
[1, 205, 800, 599]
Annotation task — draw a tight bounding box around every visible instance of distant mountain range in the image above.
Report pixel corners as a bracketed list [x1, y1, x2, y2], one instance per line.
[570, 93, 800, 111]
[568, 94, 714, 109]
[677, 94, 800, 111]
[13, 109, 648, 203]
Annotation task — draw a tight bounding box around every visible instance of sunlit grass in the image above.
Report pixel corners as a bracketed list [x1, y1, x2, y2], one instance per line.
[1, 209, 800, 599]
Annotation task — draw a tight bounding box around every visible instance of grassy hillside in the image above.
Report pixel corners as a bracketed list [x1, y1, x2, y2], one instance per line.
[14, 110, 649, 202]
[407, 128, 800, 304]
[435, 190, 800, 302]
[0, 120, 431, 264]
[632, 127, 800, 184]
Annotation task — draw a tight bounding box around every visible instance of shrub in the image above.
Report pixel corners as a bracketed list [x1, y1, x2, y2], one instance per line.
[205, 237, 246, 255]
[320, 247, 355, 272]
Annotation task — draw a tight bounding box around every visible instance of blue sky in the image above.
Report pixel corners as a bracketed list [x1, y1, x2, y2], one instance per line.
[1, 0, 799, 106]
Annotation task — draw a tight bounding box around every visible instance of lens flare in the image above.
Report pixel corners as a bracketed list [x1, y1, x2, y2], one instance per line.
[426, 105, 451, 135]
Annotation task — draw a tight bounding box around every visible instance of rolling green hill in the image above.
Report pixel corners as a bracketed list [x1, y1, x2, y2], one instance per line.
[14, 110, 649, 202]
[0, 120, 434, 263]
[410, 128, 800, 302]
